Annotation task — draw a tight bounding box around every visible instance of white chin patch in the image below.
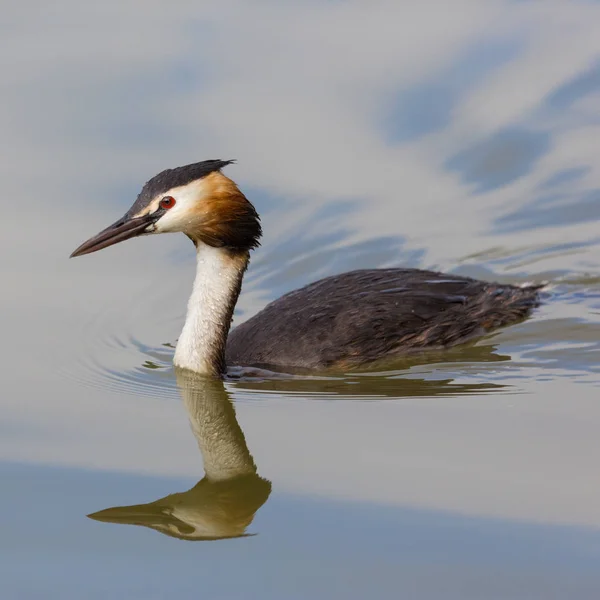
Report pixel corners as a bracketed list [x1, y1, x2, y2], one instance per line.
[150, 178, 210, 234]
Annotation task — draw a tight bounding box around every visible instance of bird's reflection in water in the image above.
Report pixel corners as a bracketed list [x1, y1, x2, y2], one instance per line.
[229, 342, 512, 398]
[88, 368, 271, 541]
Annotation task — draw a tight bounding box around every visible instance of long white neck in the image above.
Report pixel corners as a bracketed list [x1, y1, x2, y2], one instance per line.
[174, 241, 248, 376]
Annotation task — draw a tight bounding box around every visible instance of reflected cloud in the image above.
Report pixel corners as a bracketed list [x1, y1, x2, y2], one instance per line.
[536, 166, 590, 191]
[494, 189, 600, 233]
[546, 60, 600, 111]
[446, 127, 551, 193]
[382, 38, 521, 144]
[88, 369, 271, 541]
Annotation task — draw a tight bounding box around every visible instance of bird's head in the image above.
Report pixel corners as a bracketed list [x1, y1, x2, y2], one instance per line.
[70, 159, 261, 258]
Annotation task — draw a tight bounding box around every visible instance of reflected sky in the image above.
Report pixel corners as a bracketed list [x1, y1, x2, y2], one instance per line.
[4, 461, 600, 600]
[3, 1, 600, 598]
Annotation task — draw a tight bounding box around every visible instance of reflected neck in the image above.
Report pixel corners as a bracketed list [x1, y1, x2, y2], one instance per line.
[176, 369, 257, 480]
[174, 241, 249, 376]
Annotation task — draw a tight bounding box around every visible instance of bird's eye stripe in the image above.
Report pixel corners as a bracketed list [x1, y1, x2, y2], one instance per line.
[160, 196, 176, 209]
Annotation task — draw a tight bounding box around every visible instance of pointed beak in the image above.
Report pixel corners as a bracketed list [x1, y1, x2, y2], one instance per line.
[88, 503, 196, 536]
[88, 503, 169, 526]
[70, 212, 159, 258]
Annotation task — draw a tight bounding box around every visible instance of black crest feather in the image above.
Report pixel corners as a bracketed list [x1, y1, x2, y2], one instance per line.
[126, 159, 235, 217]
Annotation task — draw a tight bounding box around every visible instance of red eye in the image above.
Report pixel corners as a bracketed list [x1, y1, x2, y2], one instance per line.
[160, 196, 176, 209]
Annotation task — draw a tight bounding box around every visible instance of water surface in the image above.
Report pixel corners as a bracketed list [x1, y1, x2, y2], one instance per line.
[3, 2, 600, 599]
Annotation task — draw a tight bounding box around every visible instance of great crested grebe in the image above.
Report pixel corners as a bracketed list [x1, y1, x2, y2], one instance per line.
[71, 159, 542, 377]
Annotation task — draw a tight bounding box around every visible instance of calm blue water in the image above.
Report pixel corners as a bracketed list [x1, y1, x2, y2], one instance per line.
[3, 463, 600, 600]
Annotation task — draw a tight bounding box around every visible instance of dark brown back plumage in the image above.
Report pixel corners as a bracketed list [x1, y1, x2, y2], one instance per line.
[225, 268, 542, 371]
